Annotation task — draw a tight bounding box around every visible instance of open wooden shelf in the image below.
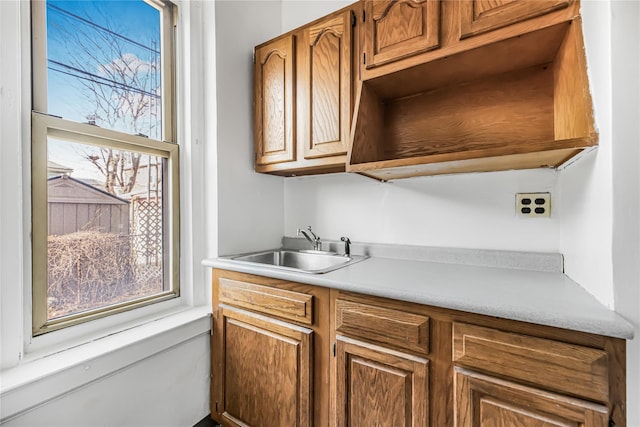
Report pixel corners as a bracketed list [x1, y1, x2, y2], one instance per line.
[347, 20, 597, 180]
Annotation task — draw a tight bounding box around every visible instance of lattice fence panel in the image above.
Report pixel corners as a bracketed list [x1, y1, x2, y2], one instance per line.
[130, 198, 163, 288]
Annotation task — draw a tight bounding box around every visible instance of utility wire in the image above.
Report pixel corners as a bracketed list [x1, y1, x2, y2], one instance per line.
[49, 59, 160, 99]
[47, 3, 160, 55]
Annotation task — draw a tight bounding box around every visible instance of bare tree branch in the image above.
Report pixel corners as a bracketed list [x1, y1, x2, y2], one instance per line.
[54, 4, 161, 195]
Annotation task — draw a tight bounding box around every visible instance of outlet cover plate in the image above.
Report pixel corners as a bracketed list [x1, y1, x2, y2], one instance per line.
[516, 193, 550, 218]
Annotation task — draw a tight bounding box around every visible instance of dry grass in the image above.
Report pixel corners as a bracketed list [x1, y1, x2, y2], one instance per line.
[47, 230, 162, 319]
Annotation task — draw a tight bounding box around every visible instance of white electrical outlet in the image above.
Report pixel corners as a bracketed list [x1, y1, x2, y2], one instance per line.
[516, 193, 551, 218]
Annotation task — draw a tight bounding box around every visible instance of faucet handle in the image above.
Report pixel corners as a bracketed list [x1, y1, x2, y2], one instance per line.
[306, 226, 319, 240]
[297, 226, 322, 251]
[340, 236, 351, 257]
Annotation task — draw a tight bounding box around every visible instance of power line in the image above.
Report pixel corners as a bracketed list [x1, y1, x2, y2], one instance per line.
[47, 3, 161, 55]
[48, 59, 161, 99]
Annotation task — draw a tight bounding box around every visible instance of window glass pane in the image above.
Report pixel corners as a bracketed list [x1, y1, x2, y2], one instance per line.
[47, 137, 166, 320]
[46, 1, 162, 139]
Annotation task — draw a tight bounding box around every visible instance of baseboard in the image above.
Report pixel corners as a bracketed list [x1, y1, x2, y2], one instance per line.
[193, 414, 219, 427]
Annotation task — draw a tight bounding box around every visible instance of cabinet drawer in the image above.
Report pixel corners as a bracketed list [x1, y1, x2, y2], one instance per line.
[335, 299, 429, 355]
[453, 322, 609, 403]
[219, 278, 313, 325]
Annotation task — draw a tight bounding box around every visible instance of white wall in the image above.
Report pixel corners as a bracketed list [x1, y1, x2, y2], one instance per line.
[3, 334, 211, 427]
[285, 171, 559, 251]
[560, 1, 640, 422]
[610, 0, 640, 423]
[215, 1, 285, 256]
[559, 0, 615, 308]
[0, 0, 27, 372]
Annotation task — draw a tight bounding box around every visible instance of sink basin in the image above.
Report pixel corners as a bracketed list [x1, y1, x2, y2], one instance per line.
[226, 250, 367, 274]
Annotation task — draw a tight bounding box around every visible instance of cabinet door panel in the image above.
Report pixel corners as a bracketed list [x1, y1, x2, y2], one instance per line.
[460, 0, 572, 39]
[255, 36, 295, 165]
[364, 0, 440, 69]
[217, 306, 312, 427]
[300, 11, 352, 159]
[335, 336, 429, 427]
[454, 367, 608, 427]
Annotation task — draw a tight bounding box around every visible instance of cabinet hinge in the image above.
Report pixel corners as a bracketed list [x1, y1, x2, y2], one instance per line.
[333, 342, 336, 357]
[215, 401, 219, 413]
[362, 10, 366, 22]
[252, 48, 256, 64]
[351, 10, 356, 27]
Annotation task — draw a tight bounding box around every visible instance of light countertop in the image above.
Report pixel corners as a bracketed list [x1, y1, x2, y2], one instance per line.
[202, 242, 634, 340]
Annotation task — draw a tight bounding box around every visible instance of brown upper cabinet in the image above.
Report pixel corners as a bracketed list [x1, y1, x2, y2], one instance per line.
[254, 35, 296, 166]
[254, 0, 595, 180]
[254, 5, 360, 177]
[300, 10, 354, 160]
[350, 0, 594, 179]
[362, 0, 441, 70]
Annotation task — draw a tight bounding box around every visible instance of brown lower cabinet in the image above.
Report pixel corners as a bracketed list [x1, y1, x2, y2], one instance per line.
[210, 269, 627, 427]
[334, 336, 429, 427]
[454, 368, 609, 427]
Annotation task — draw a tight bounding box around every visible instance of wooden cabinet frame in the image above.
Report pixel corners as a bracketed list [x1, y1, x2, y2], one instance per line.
[334, 335, 429, 427]
[254, 4, 361, 177]
[254, 35, 296, 166]
[215, 305, 313, 427]
[211, 271, 627, 427]
[253, 0, 595, 179]
[362, 0, 440, 69]
[454, 367, 609, 427]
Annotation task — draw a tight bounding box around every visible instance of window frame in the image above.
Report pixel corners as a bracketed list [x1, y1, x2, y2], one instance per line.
[30, 0, 180, 336]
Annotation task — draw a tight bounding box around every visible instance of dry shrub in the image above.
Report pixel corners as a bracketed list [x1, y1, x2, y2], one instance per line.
[47, 230, 139, 318]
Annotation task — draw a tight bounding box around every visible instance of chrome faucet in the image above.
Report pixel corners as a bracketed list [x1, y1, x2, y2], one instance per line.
[297, 226, 321, 251]
[340, 236, 351, 257]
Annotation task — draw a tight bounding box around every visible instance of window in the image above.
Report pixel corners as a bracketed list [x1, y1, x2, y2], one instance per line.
[31, 0, 178, 335]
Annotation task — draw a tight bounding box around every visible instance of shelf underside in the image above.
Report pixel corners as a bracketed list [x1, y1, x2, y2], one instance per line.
[348, 140, 595, 180]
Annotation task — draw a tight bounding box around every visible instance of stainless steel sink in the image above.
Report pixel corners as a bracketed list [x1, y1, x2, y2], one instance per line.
[226, 250, 367, 274]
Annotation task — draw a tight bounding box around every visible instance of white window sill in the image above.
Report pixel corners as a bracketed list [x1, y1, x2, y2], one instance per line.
[0, 305, 212, 423]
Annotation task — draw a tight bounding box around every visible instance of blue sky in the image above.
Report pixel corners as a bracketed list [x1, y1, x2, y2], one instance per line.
[46, 0, 161, 184]
[47, 0, 161, 127]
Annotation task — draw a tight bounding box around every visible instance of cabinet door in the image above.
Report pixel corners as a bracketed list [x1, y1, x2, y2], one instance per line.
[254, 35, 296, 165]
[335, 336, 429, 427]
[299, 10, 353, 159]
[454, 367, 609, 427]
[459, 0, 572, 39]
[213, 305, 312, 427]
[363, 0, 440, 70]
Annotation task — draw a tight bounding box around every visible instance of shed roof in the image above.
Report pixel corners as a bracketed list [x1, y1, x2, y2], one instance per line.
[48, 175, 129, 205]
